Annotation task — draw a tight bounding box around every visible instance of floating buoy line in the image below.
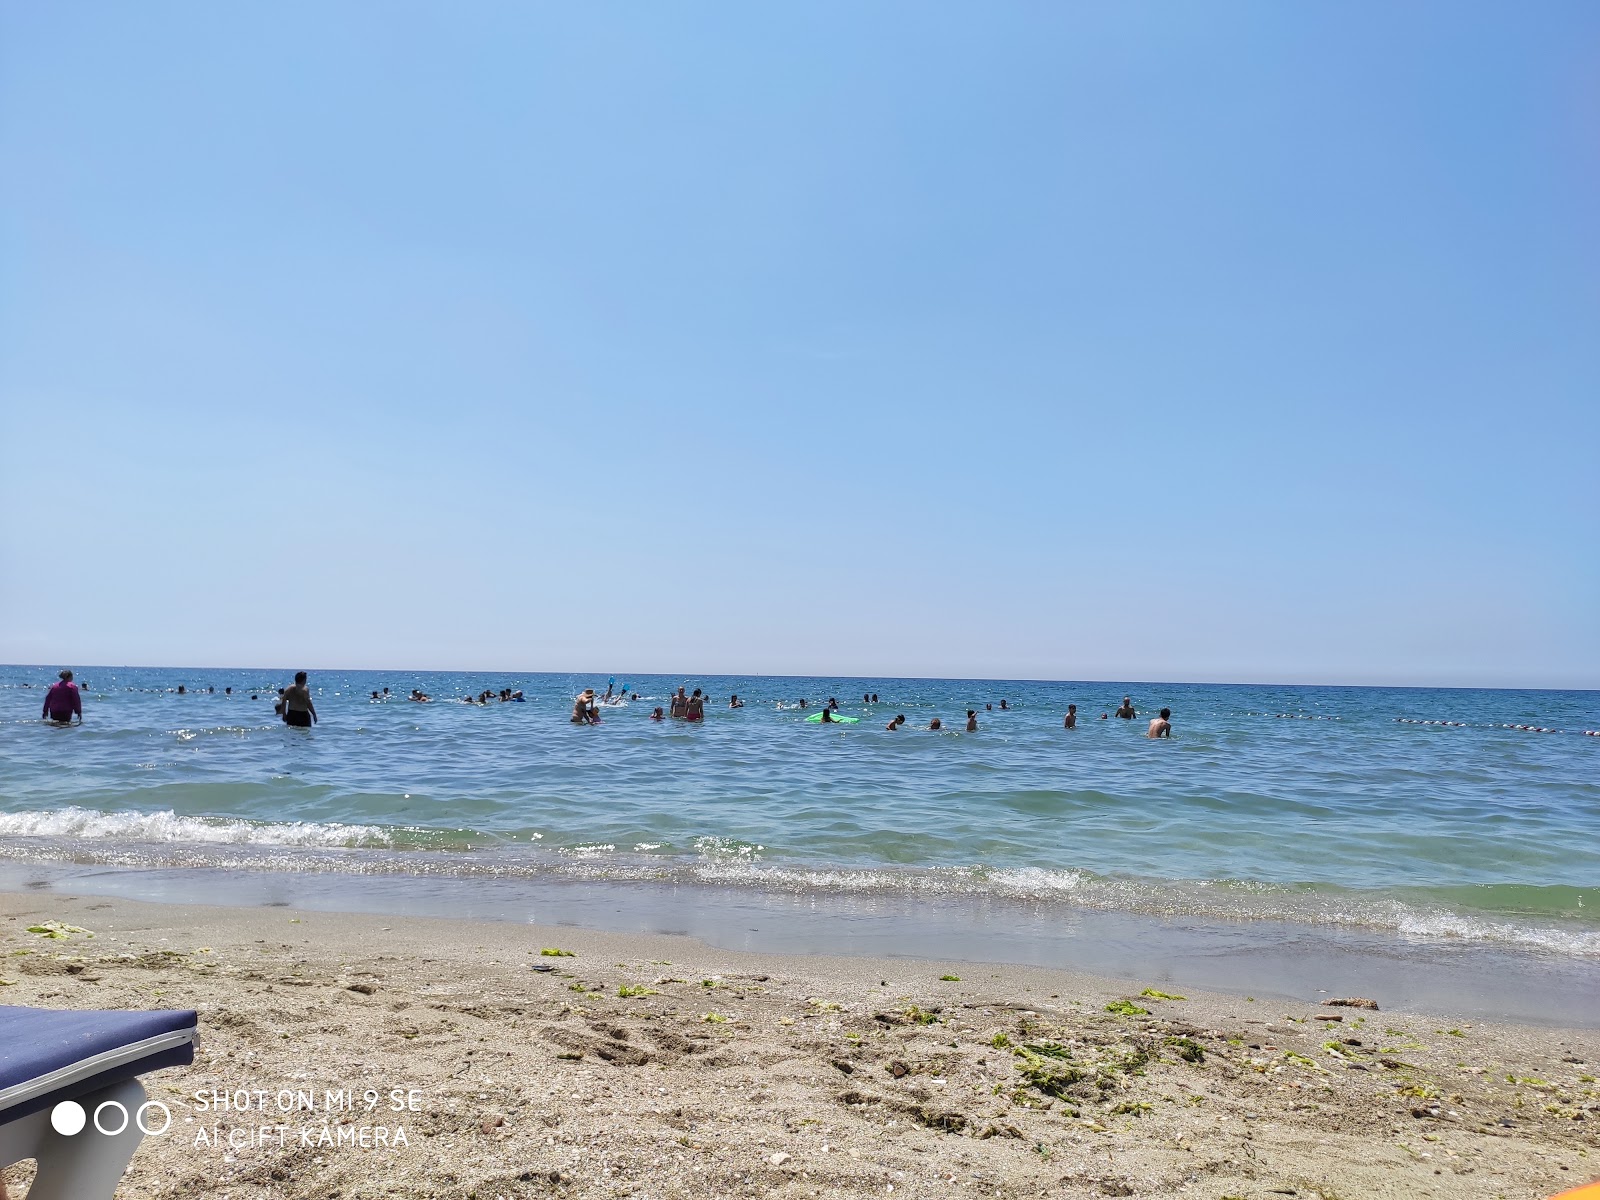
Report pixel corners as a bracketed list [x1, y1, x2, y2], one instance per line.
[1394, 718, 1599, 737]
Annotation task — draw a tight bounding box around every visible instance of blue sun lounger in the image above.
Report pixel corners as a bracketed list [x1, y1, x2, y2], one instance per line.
[0, 1006, 198, 1200]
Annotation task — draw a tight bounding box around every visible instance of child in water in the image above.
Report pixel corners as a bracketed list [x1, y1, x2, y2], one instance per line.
[966, 710, 978, 732]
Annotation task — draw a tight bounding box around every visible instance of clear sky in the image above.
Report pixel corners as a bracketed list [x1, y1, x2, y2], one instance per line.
[1, 2, 1596, 687]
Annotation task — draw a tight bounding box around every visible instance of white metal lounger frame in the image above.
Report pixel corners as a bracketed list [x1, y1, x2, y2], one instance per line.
[0, 1076, 150, 1200]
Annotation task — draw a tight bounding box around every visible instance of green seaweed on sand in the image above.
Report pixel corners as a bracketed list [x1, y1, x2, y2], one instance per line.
[701, 1012, 729, 1024]
[902, 1005, 941, 1025]
[26, 922, 93, 940]
[1020, 1042, 1073, 1059]
[1398, 1082, 1440, 1099]
[1109, 1100, 1152, 1116]
[1139, 988, 1185, 1001]
[539, 948, 575, 957]
[1284, 1051, 1329, 1073]
[1015, 1055, 1088, 1100]
[1324, 1040, 1367, 1060]
[1166, 1036, 1206, 1063]
[939, 974, 961, 981]
[991, 1032, 1011, 1049]
[1104, 999, 1149, 1016]
[617, 984, 658, 998]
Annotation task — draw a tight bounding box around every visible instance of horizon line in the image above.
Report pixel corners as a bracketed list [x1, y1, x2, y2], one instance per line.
[2, 662, 1595, 695]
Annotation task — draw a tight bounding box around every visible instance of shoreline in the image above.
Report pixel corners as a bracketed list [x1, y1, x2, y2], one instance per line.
[1, 889, 1596, 1199]
[2, 861, 1597, 1029]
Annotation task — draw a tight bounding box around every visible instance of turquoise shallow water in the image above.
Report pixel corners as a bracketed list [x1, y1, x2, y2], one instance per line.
[2, 666, 1597, 958]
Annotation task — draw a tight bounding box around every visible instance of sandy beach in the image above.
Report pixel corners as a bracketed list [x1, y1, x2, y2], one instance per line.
[1, 891, 1595, 1199]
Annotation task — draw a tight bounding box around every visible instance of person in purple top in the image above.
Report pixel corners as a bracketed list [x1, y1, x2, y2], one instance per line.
[42, 669, 82, 725]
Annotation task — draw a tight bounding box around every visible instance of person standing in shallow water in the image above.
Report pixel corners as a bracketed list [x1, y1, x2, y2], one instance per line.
[1063, 704, 1078, 729]
[670, 688, 688, 719]
[42, 669, 82, 725]
[1148, 708, 1172, 738]
[281, 672, 317, 727]
[966, 710, 978, 732]
[1115, 697, 1136, 719]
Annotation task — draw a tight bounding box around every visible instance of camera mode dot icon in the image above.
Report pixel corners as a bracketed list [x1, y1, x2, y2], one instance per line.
[50, 1100, 87, 1136]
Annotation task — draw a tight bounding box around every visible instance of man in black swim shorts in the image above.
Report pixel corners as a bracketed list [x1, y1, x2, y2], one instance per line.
[282, 671, 317, 727]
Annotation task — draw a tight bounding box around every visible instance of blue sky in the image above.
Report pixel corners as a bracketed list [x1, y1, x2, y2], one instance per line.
[2, 2, 1596, 687]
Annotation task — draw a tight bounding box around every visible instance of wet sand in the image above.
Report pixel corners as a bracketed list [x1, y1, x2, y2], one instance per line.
[1, 890, 1596, 1199]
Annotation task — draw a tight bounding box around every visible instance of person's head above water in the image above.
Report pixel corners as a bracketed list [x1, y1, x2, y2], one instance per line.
[929, 717, 942, 730]
[1160, 707, 1171, 719]
[295, 671, 308, 685]
[58, 669, 73, 682]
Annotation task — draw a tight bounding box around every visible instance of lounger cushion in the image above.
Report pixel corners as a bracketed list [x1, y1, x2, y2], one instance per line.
[0, 1007, 198, 1123]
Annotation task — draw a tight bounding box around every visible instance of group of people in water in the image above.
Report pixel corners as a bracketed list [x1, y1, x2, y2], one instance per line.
[35, 670, 1175, 738]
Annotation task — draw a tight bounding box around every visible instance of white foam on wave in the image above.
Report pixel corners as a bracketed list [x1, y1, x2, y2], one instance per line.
[0, 806, 390, 849]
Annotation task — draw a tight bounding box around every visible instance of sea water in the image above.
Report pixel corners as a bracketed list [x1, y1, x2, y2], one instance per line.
[2, 666, 1596, 970]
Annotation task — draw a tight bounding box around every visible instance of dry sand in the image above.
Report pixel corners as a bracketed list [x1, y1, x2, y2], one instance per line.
[1, 890, 1595, 1199]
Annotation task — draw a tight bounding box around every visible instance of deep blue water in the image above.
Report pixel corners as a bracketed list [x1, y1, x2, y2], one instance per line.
[2, 666, 1596, 957]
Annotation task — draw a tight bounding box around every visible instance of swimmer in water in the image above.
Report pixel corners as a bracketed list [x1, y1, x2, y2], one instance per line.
[885, 714, 906, 730]
[1100, 712, 1109, 720]
[966, 710, 978, 732]
[281, 672, 317, 727]
[928, 717, 942, 731]
[798, 698, 808, 709]
[820, 708, 835, 723]
[1115, 697, 1136, 719]
[1064, 704, 1078, 729]
[729, 694, 744, 708]
[670, 688, 688, 719]
[42, 669, 82, 725]
[651, 707, 665, 720]
[686, 689, 705, 721]
[1000, 699, 1008, 710]
[1148, 708, 1172, 738]
[571, 689, 595, 723]
[871, 693, 879, 703]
